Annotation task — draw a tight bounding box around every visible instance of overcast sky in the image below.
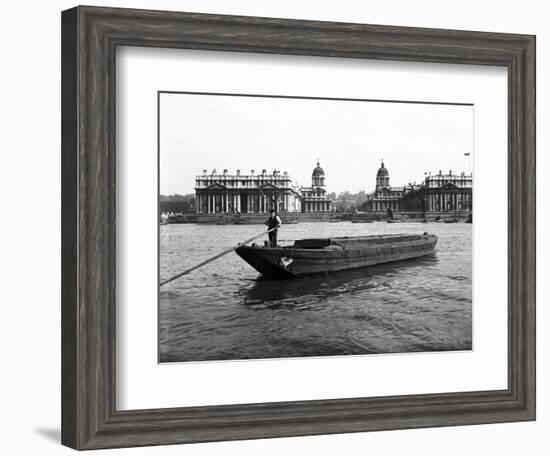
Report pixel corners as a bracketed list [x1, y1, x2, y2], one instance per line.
[159, 92, 473, 195]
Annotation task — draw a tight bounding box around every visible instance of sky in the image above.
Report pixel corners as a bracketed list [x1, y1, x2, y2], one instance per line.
[159, 92, 473, 195]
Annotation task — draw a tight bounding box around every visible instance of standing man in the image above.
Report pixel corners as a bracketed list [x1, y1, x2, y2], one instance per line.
[265, 208, 282, 247]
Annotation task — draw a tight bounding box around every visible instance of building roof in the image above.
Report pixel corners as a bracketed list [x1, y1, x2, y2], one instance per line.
[376, 160, 389, 177]
[312, 160, 325, 177]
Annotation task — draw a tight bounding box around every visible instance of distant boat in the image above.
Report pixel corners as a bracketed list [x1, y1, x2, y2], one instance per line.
[235, 233, 437, 279]
[444, 218, 459, 223]
[351, 220, 373, 223]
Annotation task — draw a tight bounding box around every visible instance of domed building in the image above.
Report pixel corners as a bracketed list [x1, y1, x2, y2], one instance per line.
[300, 160, 333, 212]
[375, 161, 390, 189]
[368, 161, 405, 213]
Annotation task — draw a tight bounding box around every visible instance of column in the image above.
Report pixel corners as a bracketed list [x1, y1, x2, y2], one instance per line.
[225, 193, 229, 213]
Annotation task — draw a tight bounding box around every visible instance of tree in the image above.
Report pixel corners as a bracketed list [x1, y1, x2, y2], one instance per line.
[159, 194, 196, 214]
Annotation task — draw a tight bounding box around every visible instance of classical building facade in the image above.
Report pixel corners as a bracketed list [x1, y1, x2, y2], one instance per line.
[365, 162, 472, 214]
[424, 170, 472, 212]
[367, 161, 405, 212]
[300, 161, 333, 212]
[195, 169, 302, 214]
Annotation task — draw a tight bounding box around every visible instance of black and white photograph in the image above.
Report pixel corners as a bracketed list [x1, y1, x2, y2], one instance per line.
[158, 92, 474, 363]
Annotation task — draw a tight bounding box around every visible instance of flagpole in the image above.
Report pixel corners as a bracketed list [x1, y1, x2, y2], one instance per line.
[464, 152, 472, 175]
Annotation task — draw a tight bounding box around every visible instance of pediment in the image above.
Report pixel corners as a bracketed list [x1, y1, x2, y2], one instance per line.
[260, 183, 280, 191]
[205, 183, 228, 190]
[439, 182, 459, 190]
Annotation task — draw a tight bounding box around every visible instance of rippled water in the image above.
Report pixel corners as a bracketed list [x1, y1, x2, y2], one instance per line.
[159, 221, 472, 362]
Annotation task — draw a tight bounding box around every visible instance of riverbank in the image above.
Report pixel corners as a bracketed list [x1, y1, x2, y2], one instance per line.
[162, 210, 472, 225]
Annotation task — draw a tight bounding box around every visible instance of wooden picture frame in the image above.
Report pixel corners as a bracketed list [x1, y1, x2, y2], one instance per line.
[61, 5, 536, 450]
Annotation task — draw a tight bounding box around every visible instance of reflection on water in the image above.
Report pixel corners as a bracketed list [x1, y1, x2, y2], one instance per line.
[242, 256, 438, 309]
[159, 222, 472, 362]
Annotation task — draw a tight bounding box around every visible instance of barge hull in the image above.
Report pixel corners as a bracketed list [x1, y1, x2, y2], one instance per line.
[235, 234, 437, 279]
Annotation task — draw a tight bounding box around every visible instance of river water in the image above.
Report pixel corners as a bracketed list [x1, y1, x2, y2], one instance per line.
[159, 221, 472, 363]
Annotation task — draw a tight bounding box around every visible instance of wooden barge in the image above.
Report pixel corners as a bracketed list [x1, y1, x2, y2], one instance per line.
[235, 233, 437, 278]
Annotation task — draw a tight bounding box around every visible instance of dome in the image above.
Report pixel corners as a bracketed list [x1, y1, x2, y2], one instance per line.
[376, 161, 389, 177]
[312, 160, 325, 177]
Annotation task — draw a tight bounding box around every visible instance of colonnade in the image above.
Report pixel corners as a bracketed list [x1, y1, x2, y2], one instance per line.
[426, 192, 470, 212]
[196, 192, 292, 214]
[302, 201, 331, 212]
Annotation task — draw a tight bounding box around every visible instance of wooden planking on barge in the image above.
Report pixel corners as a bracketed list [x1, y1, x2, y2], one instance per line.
[235, 233, 437, 278]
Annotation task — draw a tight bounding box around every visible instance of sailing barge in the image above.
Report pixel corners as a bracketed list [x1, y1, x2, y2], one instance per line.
[235, 233, 437, 279]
